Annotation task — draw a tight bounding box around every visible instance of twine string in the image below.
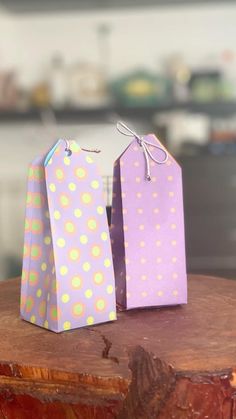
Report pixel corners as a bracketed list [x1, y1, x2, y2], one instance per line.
[116, 121, 168, 180]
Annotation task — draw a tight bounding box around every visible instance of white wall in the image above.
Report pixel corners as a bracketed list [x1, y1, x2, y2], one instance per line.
[0, 3, 235, 87]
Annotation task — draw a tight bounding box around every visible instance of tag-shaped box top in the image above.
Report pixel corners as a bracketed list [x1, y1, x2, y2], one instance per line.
[111, 134, 187, 310]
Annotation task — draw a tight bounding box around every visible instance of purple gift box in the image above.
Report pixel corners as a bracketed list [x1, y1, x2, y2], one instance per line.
[20, 139, 116, 332]
[111, 125, 187, 310]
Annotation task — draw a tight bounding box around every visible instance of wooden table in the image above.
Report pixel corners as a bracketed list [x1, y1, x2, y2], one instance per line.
[0, 275, 235, 419]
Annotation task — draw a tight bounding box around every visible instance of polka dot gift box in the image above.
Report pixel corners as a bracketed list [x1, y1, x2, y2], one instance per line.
[111, 122, 187, 310]
[20, 139, 116, 332]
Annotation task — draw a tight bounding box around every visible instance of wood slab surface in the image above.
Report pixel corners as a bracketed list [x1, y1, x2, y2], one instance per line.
[0, 275, 235, 418]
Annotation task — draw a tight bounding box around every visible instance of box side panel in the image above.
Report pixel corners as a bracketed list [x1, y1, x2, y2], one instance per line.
[20, 162, 57, 329]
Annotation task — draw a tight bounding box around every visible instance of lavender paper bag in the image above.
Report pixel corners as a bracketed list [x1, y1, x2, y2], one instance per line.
[21, 139, 116, 332]
[110, 123, 187, 310]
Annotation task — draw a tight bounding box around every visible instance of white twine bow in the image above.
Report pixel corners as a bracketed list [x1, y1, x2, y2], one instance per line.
[116, 121, 168, 181]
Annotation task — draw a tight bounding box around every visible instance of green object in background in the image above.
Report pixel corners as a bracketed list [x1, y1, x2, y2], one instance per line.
[220, 79, 236, 100]
[191, 78, 223, 102]
[110, 69, 172, 107]
[189, 70, 233, 102]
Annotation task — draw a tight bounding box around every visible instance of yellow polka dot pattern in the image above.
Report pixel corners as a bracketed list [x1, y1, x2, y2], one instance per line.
[63, 321, 71, 330]
[80, 235, 88, 244]
[57, 238, 66, 248]
[97, 206, 104, 215]
[65, 221, 75, 234]
[81, 192, 92, 205]
[61, 294, 70, 303]
[91, 245, 99, 257]
[74, 208, 82, 218]
[109, 311, 116, 321]
[104, 258, 111, 268]
[60, 266, 68, 276]
[64, 156, 70, 166]
[83, 262, 91, 272]
[54, 210, 61, 220]
[87, 316, 94, 325]
[110, 136, 186, 310]
[55, 168, 65, 181]
[75, 167, 87, 179]
[36, 289, 42, 298]
[21, 140, 116, 332]
[69, 248, 80, 261]
[94, 272, 104, 285]
[49, 183, 56, 192]
[44, 236, 51, 245]
[91, 180, 99, 189]
[71, 276, 82, 289]
[87, 218, 97, 231]
[69, 182, 76, 191]
[106, 285, 114, 294]
[101, 232, 108, 241]
[85, 289, 93, 298]
[41, 263, 47, 272]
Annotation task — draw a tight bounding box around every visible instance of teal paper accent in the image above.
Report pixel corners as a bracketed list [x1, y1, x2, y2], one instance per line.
[44, 139, 61, 167]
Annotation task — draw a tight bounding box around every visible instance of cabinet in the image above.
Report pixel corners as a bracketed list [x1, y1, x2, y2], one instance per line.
[179, 155, 236, 278]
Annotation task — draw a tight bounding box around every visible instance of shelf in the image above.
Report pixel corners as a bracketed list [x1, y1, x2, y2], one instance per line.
[0, 101, 236, 123]
[0, 0, 232, 14]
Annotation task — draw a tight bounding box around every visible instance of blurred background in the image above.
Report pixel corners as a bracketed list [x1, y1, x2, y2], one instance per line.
[0, 0, 236, 280]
